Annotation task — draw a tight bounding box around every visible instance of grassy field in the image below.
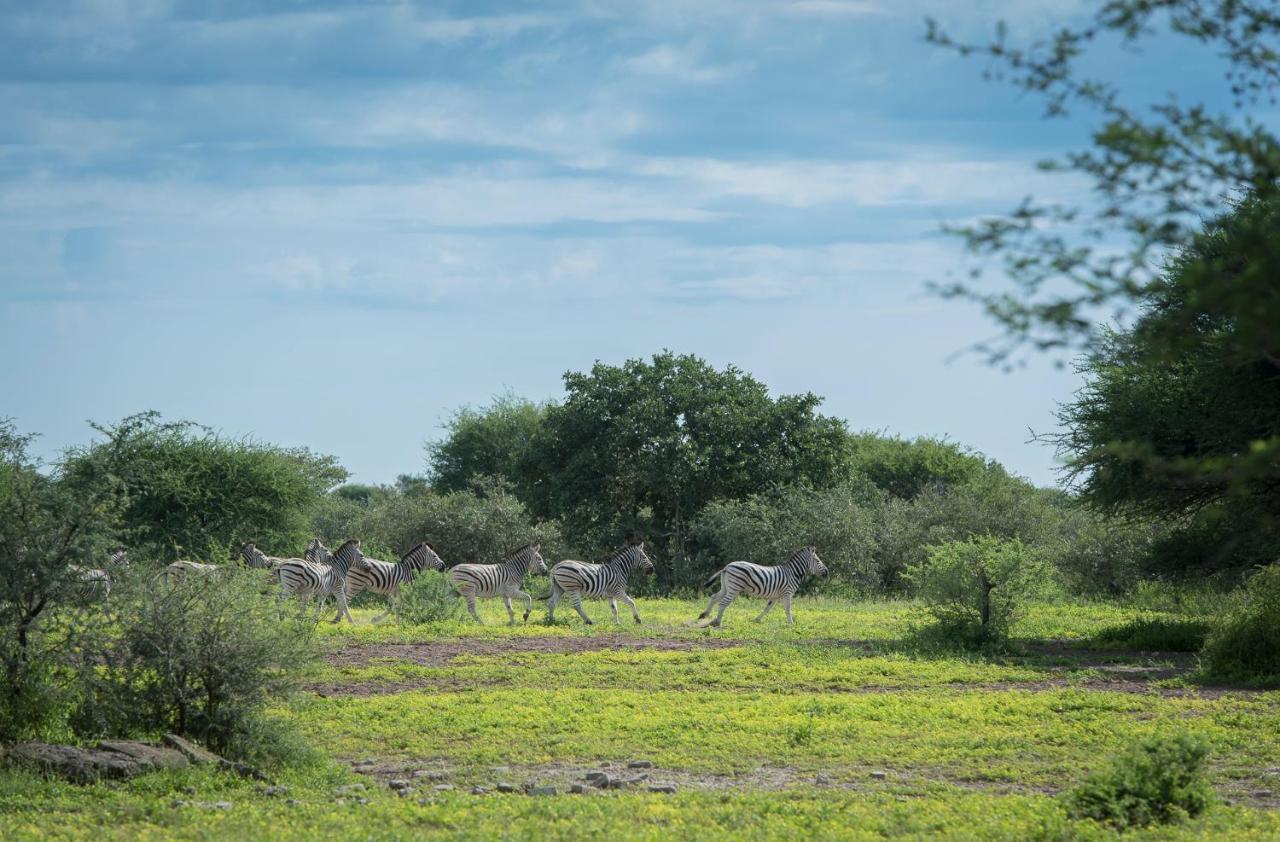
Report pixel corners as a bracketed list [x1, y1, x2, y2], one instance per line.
[3, 597, 1279, 840]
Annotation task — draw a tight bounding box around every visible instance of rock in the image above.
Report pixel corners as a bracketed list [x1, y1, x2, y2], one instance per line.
[396, 788, 414, 798]
[585, 772, 611, 788]
[609, 775, 648, 789]
[470, 786, 490, 795]
[97, 741, 189, 773]
[333, 784, 367, 796]
[162, 734, 221, 767]
[648, 783, 678, 794]
[496, 782, 519, 793]
[628, 760, 654, 769]
[870, 771, 888, 780]
[1253, 790, 1272, 798]
[526, 786, 558, 796]
[490, 766, 511, 774]
[569, 784, 590, 794]
[389, 779, 412, 790]
[815, 774, 831, 785]
[285, 799, 301, 807]
[433, 784, 455, 792]
[413, 769, 447, 781]
[202, 801, 233, 811]
[8, 742, 173, 784]
[258, 784, 289, 797]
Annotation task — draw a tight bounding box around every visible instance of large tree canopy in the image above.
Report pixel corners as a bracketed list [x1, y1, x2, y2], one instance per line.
[1054, 196, 1280, 572]
[521, 352, 851, 580]
[427, 394, 548, 496]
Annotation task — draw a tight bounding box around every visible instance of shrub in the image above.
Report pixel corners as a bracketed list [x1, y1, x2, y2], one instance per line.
[1199, 564, 1280, 683]
[1091, 617, 1210, 652]
[1066, 734, 1215, 829]
[73, 570, 318, 763]
[1049, 510, 1164, 597]
[904, 535, 1052, 645]
[398, 572, 465, 624]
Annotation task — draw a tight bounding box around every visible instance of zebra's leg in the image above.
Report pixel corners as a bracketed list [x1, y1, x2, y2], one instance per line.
[783, 593, 795, 626]
[620, 592, 642, 624]
[569, 592, 593, 625]
[698, 589, 722, 620]
[609, 599, 621, 625]
[465, 594, 483, 624]
[754, 600, 776, 623]
[513, 588, 533, 622]
[708, 590, 736, 628]
[503, 594, 516, 625]
[546, 582, 562, 623]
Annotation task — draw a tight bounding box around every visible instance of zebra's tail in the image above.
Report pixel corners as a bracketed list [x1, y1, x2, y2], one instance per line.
[538, 579, 563, 601]
[702, 567, 726, 591]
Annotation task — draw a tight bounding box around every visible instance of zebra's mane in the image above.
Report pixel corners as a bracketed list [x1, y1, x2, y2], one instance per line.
[785, 546, 815, 567]
[400, 542, 432, 563]
[604, 542, 641, 564]
[504, 543, 536, 560]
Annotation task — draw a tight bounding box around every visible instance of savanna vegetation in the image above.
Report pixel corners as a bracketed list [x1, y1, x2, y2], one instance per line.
[3, 0, 1279, 839]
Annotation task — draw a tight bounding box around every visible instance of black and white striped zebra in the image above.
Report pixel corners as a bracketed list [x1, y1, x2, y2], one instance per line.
[240, 541, 290, 570]
[448, 544, 548, 624]
[696, 546, 828, 627]
[272, 538, 361, 623]
[342, 542, 446, 624]
[67, 548, 129, 601]
[159, 559, 222, 586]
[546, 540, 654, 625]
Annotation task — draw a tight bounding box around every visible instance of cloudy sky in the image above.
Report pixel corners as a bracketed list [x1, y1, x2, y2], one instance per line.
[0, 1, 1230, 485]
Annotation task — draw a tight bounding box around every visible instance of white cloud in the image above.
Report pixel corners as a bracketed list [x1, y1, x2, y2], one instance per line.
[620, 44, 748, 84]
[780, 1, 885, 18]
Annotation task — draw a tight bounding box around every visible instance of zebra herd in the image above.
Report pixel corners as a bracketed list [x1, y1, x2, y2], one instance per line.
[71, 538, 830, 628]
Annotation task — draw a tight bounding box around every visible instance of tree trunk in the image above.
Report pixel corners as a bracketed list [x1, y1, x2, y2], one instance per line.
[978, 572, 994, 628]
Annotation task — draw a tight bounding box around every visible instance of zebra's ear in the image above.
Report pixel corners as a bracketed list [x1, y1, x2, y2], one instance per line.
[533, 544, 540, 552]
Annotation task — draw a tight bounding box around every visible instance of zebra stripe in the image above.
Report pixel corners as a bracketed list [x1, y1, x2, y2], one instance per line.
[546, 540, 654, 625]
[273, 538, 361, 623]
[240, 542, 291, 570]
[448, 544, 548, 624]
[342, 542, 446, 624]
[160, 559, 222, 587]
[697, 546, 827, 628]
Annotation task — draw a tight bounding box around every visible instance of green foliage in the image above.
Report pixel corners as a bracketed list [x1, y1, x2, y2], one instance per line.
[905, 536, 1052, 644]
[690, 479, 882, 593]
[72, 571, 318, 762]
[1091, 617, 1209, 653]
[63, 412, 346, 562]
[1066, 734, 1216, 830]
[397, 572, 466, 624]
[847, 433, 986, 499]
[1049, 510, 1165, 597]
[427, 393, 548, 495]
[523, 352, 851, 585]
[1200, 565, 1280, 683]
[0, 419, 120, 741]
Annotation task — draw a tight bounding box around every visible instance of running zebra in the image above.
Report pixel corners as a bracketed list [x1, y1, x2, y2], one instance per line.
[160, 559, 222, 586]
[696, 546, 828, 628]
[272, 538, 361, 623]
[69, 549, 129, 601]
[546, 539, 654, 625]
[240, 541, 289, 570]
[448, 544, 548, 625]
[342, 542, 446, 624]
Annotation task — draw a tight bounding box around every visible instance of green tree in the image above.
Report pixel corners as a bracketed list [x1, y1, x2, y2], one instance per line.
[0, 419, 120, 739]
[427, 394, 548, 495]
[523, 352, 850, 585]
[64, 412, 347, 562]
[847, 433, 987, 499]
[1052, 197, 1280, 572]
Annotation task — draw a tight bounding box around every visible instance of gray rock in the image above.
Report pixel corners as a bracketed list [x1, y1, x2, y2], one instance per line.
[648, 783, 678, 794]
[413, 770, 447, 781]
[470, 786, 490, 795]
[585, 772, 611, 788]
[8, 741, 184, 784]
[433, 784, 455, 792]
[97, 741, 189, 773]
[815, 774, 831, 785]
[569, 784, 590, 794]
[526, 786, 558, 796]
[396, 788, 414, 798]
[870, 771, 888, 780]
[258, 785, 289, 797]
[199, 801, 233, 810]
[333, 783, 367, 796]
[388, 779, 412, 790]
[628, 760, 654, 769]
[1252, 790, 1272, 798]
[496, 782, 519, 793]
[162, 734, 220, 766]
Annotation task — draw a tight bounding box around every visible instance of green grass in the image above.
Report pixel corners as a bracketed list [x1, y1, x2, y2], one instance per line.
[4, 596, 1278, 840]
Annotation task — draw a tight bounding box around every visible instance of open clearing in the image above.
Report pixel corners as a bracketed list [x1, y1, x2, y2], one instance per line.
[3, 597, 1279, 840]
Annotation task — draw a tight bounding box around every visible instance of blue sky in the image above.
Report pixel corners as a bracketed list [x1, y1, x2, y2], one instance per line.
[0, 1, 1232, 486]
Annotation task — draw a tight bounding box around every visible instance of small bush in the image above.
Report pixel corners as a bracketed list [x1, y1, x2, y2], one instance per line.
[1091, 617, 1210, 652]
[1066, 733, 1215, 829]
[399, 572, 465, 624]
[904, 535, 1052, 646]
[1200, 564, 1280, 683]
[73, 570, 318, 764]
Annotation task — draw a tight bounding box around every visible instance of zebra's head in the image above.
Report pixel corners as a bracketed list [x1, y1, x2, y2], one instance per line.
[405, 542, 445, 572]
[529, 544, 548, 575]
[801, 546, 827, 578]
[305, 538, 333, 565]
[626, 539, 654, 575]
[108, 548, 129, 567]
[241, 541, 268, 568]
[332, 539, 363, 574]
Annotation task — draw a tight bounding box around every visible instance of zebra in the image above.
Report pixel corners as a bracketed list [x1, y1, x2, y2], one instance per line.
[240, 541, 289, 570]
[546, 540, 654, 625]
[68, 548, 130, 601]
[272, 538, 361, 623]
[159, 559, 222, 586]
[341, 541, 446, 624]
[696, 546, 828, 628]
[448, 544, 548, 625]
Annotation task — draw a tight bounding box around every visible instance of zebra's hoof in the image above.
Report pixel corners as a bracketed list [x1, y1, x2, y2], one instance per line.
[584, 619, 594, 625]
[634, 617, 642, 625]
